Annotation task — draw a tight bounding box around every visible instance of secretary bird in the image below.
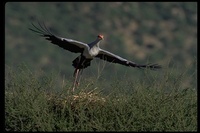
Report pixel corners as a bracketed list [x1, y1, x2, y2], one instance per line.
[29, 22, 161, 92]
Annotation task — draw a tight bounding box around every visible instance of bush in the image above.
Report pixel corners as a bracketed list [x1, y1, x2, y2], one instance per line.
[5, 65, 197, 131]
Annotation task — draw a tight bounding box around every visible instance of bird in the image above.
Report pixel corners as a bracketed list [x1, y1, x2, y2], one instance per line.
[29, 22, 161, 92]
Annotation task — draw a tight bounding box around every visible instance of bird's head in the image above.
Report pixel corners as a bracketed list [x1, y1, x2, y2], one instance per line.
[97, 34, 104, 40]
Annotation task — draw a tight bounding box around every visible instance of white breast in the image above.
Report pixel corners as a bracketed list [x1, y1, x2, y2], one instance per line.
[83, 46, 100, 59]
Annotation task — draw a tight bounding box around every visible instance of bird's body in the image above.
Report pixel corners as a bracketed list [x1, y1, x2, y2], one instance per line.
[83, 40, 100, 58]
[29, 22, 161, 92]
[73, 36, 102, 70]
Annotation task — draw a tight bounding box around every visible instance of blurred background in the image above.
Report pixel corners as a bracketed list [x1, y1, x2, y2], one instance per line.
[5, 2, 197, 89]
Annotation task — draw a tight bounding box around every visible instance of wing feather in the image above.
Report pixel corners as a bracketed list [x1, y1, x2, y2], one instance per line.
[29, 22, 89, 53]
[95, 49, 161, 70]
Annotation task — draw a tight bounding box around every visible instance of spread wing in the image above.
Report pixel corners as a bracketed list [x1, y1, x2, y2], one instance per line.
[29, 22, 89, 53]
[95, 49, 161, 70]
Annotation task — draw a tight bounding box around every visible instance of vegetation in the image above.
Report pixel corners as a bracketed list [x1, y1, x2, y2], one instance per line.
[5, 64, 197, 131]
[5, 2, 197, 131]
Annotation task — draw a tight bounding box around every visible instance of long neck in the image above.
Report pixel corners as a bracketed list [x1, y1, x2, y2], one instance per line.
[88, 38, 101, 48]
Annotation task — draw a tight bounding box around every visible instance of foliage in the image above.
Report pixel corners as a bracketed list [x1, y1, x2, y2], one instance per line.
[5, 2, 197, 83]
[5, 2, 197, 131]
[5, 65, 197, 131]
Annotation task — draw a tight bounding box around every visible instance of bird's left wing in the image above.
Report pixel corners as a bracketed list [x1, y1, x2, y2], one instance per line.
[29, 22, 89, 53]
[95, 49, 161, 70]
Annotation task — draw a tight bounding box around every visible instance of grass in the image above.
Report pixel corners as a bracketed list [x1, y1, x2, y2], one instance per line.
[5, 64, 197, 131]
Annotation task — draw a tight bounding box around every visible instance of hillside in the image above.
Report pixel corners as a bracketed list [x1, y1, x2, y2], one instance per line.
[5, 2, 197, 89]
[5, 2, 197, 131]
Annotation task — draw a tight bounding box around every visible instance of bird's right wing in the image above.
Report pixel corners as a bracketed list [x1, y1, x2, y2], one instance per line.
[29, 22, 89, 53]
[95, 49, 161, 70]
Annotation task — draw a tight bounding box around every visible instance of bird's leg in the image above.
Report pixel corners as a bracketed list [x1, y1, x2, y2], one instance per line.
[77, 69, 84, 86]
[73, 68, 78, 77]
[72, 68, 80, 92]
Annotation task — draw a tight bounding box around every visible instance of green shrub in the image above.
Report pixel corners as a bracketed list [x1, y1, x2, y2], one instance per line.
[5, 65, 197, 131]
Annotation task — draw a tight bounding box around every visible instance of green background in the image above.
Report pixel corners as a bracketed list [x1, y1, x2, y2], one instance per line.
[5, 2, 197, 89]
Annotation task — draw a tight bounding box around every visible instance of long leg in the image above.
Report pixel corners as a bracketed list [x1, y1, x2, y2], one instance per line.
[73, 67, 78, 77]
[77, 69, 84, 86]
[72, 68, 80, 92]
